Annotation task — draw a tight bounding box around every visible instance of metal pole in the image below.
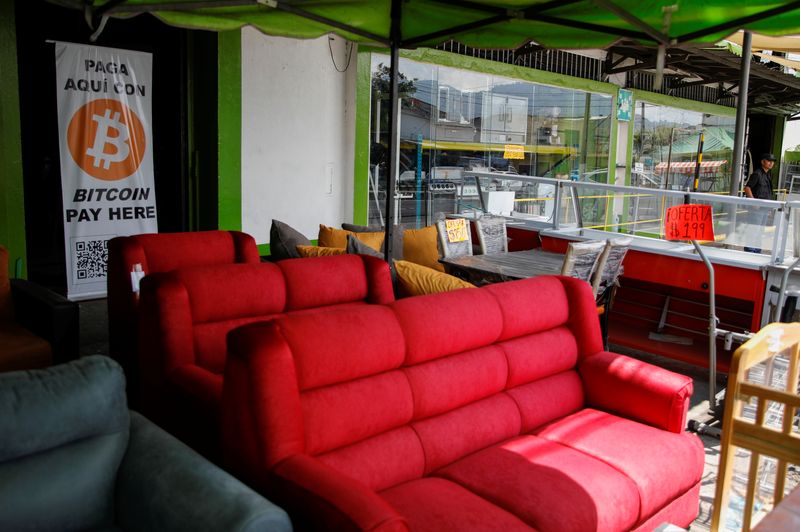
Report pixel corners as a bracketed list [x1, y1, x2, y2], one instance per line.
[692, 131, 705, 192]
[665, 127, 674, 190]
[691, 239, 718, 413]
[579, 95, 591, 177]
[730, 31, 752, 196]
[383, 0, 401, 262]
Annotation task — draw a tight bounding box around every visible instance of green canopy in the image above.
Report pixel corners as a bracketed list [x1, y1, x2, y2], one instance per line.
[51, 1, 800, 49]
[49, 0, 800, 259]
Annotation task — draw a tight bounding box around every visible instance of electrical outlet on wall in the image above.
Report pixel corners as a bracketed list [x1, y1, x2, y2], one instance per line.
[325, 163, 334, 195]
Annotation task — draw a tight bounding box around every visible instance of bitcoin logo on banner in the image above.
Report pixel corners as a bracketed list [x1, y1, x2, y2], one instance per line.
[66, 98, 146, 181]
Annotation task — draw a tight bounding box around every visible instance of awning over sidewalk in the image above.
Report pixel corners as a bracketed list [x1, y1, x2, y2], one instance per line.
[655, 160, 728, 174]
[48, 0, 800, 261]
[49, 1, 800, 49]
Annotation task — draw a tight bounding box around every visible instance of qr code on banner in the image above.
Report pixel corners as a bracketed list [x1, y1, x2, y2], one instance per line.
[74, 238, 109, 281]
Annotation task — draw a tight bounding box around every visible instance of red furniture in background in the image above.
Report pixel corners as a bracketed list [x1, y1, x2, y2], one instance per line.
[137, 254, 394, 459]
[223, 275, 704, 531]
[107, 231, 261, 395]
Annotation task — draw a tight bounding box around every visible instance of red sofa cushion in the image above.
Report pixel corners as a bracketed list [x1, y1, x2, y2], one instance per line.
[175, 263, 286, 323]
[279, 254, 394, 310]
[501, 327, 578, 388]
[380, 478, 531, 532]
[437, 434, 642, 531]
[390, 288, 503, 365]
[533, 408, 705, 520]
[280, 305, 404, 390]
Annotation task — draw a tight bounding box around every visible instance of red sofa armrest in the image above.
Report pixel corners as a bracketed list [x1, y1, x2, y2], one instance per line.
[579, 351, 693, 433]
[169, 364, 223, 413]
[360, 255, 395, 304]
[270, 454, 407, 532]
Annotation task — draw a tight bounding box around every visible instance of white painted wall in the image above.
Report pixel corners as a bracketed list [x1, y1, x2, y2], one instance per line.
[241, 29, 357, 245]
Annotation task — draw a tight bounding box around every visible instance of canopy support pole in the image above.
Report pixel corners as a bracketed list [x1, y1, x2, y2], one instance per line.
[730, 30, 752, 196]
[383, 0, 401, 263]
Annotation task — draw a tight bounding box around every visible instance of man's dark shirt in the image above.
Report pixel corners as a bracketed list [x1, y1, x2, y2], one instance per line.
[746, 167, 773, 200]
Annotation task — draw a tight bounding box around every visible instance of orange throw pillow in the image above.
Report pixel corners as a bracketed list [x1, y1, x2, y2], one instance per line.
[318, 224, 383, 251]
[394, 260, 475, 297]
[296, 245, 347, 258]
[402, 225, 443, 272]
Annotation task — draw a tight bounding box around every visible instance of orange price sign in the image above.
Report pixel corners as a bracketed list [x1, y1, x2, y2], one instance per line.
[445, 218, 468, 243]
[664, 204, 715, 242]
[503, 144, 525, 160]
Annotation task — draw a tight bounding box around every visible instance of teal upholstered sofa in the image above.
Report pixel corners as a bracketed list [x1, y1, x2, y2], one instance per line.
[0, 355, 291, 531]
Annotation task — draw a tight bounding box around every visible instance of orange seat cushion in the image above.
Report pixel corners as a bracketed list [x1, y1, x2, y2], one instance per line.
[0, 323, 53, 372]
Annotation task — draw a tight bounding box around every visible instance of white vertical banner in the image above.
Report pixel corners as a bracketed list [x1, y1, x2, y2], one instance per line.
[55, 42, 157, 300]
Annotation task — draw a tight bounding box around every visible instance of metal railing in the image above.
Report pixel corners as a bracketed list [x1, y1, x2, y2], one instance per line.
[459, 170, 797, 265]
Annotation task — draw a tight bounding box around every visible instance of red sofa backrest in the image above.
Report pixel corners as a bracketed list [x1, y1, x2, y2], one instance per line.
[138, 254, 394, 390]
[107, 230, 260, 385]
[277, 254, 394, 310]
[224, 275, 603, 489]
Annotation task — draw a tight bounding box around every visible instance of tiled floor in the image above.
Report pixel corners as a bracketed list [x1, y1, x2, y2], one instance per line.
[77, 298, 728, 530]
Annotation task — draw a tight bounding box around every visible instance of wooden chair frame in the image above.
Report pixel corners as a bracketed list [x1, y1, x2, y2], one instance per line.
[712, 322, 800, 531]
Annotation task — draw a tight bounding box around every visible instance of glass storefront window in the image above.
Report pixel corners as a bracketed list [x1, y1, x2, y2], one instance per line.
[632, 101, 735, 193]
[368, 54, 613, 227]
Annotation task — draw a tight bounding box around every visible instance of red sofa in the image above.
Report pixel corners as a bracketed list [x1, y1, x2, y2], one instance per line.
[137, 253, 394, 459]
[223, 275, 704, 531]
[107, 230, 260, 394]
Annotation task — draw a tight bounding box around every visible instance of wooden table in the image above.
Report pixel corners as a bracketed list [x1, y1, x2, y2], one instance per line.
[440, 249, 565, 285]
[443, 248, 614, 347]
[752, 485, 800, 531]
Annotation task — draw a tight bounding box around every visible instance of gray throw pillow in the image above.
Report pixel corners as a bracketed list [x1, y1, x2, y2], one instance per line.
[341, 223, 404, 260]
[346, 234, 383, 258]
[270, 219, 310, 261]
[346, 235, 400, 291]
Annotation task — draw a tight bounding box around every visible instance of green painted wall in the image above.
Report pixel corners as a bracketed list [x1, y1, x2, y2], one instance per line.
[217, 30, 242, 232]
[0, 1, 27, 277]
[353, 50, 372, 226]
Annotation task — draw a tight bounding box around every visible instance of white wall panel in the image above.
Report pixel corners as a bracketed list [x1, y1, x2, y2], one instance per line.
[241, 29, 356, 244]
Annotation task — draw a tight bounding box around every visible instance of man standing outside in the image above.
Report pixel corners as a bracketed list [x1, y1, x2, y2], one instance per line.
[743, 153, 775, 253]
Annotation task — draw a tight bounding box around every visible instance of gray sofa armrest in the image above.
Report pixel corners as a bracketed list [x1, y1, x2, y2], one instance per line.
[116, 412, 291, 532]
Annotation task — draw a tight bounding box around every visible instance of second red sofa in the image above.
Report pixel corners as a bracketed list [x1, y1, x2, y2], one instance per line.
[136, 253, 394, 459]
